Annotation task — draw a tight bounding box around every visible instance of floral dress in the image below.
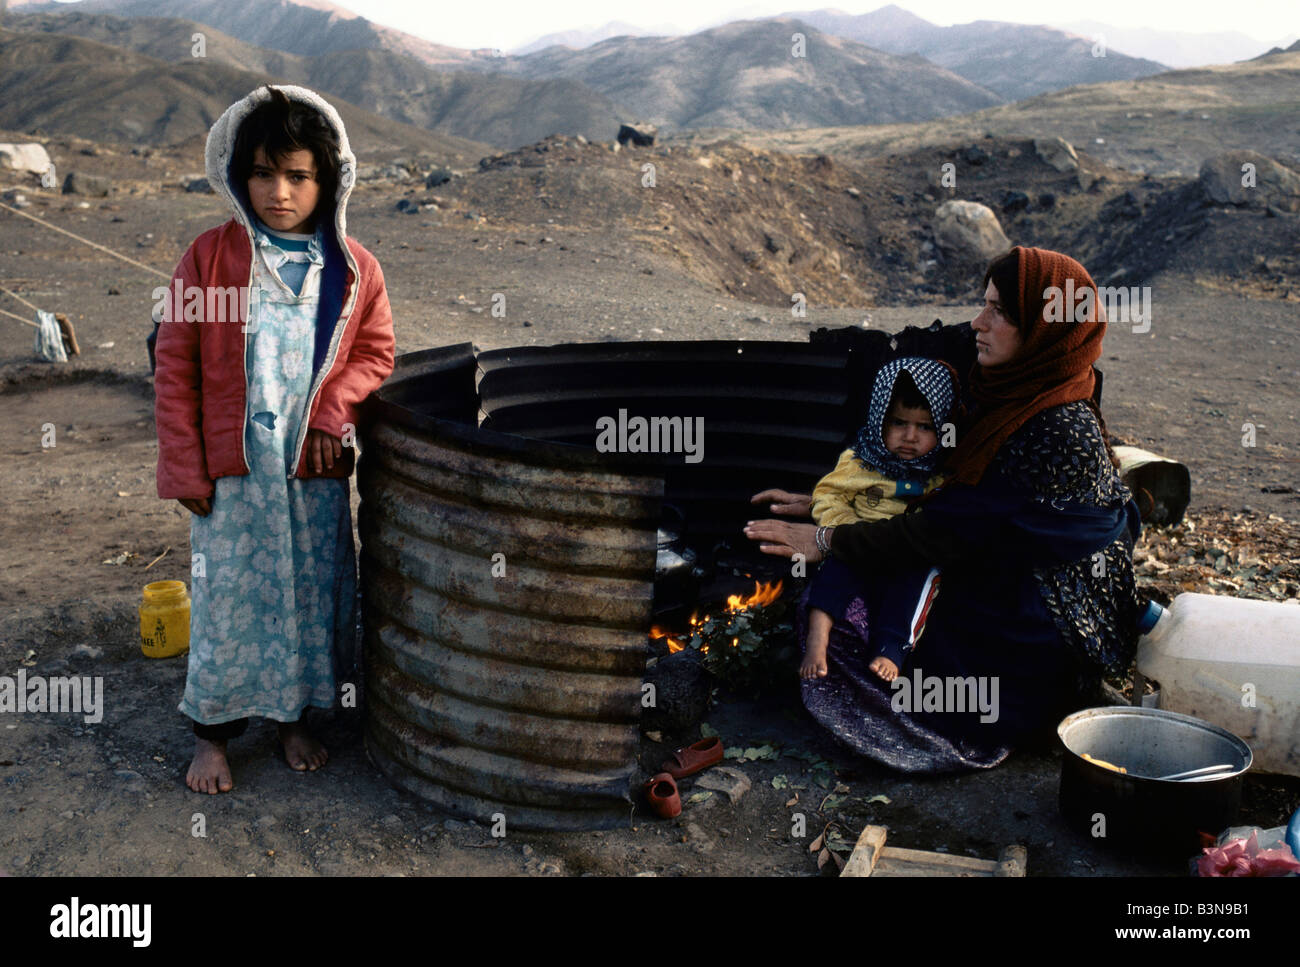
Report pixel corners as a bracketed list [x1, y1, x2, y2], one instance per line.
[179, 224, 356, 726]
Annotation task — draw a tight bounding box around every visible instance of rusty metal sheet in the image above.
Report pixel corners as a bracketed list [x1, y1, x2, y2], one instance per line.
[477, 341, 857, 549]
[358, 343, 660, 830]
[358, 332, 972, 828]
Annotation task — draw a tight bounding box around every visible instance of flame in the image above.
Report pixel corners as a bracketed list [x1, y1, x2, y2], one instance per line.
[648, 581, 784, 652]
[725, 580, 783, 612]
[649, 623, 686, 654]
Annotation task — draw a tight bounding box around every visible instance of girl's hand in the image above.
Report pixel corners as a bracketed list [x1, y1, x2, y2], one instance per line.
[306, 429, 343, 473]
[177, 497, 211, 517]
[744, 519, 823, 562]
[749, 489, 813, 518]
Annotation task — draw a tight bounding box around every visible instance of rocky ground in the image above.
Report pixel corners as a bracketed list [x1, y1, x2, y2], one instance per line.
[1, 129, 1297, 877]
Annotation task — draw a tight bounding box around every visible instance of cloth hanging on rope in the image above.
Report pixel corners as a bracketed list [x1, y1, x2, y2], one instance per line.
[34, 309, 67, 362]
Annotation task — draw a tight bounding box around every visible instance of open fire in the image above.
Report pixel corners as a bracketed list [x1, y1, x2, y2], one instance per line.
[650, 580, 784, 654]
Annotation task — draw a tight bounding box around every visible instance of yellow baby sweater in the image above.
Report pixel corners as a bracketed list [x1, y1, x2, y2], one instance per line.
[811, 448, 946, 526]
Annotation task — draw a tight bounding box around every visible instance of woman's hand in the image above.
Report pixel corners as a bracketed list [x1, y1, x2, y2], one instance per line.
[744, 519, 824, 562]
[177, 497, 211, 517]
[306, 428, 343, 473]
[749, 489, 813, 518]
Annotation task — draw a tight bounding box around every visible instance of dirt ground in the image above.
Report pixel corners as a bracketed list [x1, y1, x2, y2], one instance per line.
[1, 137, 1298, 877]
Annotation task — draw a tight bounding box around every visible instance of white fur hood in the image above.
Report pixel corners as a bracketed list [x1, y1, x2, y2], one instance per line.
[204, 85, 357, 247]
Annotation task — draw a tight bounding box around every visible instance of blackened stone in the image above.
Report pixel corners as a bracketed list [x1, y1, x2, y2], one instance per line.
[1101, 189, 1142, 222]
[617, 123, 657, 147]
[1000, 190, 1030, 213]
[1037, 192, 1057, 210]
[642, 649, 709, 732]
[764, 230, 790, 254]
[62, 172, 110, 197]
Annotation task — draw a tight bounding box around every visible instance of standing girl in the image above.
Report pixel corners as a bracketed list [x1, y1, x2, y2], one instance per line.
[153, 86, 395, 793]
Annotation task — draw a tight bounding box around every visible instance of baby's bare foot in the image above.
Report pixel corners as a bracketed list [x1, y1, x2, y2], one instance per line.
[278, 721, 327, 772]
[803, 608, 833, 680]
[800, 639, 830, 680]
[187, 737, 233, 794]
[869, 656, 899, 682]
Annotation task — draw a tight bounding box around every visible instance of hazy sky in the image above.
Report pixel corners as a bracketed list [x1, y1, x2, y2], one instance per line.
[328, 0, 1295, 51]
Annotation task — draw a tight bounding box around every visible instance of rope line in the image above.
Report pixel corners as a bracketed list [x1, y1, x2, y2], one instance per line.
[0, 305, 37, 327]
[0, 200, 171, 279]
[0, 284, 41, 312]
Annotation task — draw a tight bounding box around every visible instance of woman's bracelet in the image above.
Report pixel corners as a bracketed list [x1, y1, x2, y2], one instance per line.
[815, 525, 833, 556]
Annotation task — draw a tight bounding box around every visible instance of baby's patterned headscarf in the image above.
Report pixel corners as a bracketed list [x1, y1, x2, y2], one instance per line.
[852, 356, 958, 480]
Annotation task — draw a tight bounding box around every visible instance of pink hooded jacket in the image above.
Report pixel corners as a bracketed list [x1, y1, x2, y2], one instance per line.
[154, 86, 395, 500]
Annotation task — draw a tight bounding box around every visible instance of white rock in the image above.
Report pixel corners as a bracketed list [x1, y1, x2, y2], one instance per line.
[0, 143, 52, 176]
[1034, 136, 1079, 172]
[933, 200, 1012, 263]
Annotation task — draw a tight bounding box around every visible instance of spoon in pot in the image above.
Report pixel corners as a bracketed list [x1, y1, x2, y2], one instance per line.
[1155, 763, 1237, 781]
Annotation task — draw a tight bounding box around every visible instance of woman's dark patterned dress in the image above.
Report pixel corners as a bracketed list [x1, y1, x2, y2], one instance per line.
[799, 400, 1144, 772]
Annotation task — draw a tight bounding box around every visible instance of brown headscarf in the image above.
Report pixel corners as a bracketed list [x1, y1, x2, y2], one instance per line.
[942, 246, 1107, 487]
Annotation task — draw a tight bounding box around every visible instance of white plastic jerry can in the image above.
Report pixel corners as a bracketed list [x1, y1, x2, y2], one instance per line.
[1136, 593, 1300, 776]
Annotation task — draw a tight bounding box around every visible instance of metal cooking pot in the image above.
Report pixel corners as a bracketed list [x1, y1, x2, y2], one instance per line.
[1058, 706, 1252, 857]
[655, 504, 705, 603]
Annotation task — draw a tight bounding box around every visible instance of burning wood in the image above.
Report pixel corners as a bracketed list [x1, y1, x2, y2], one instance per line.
[650, 580, 786, 660]
[726, 580, 783, 611]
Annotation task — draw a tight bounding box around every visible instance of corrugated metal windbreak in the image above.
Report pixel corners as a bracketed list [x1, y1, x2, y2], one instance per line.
[477, 341, 857, 549]
[357, 344, 663, 830]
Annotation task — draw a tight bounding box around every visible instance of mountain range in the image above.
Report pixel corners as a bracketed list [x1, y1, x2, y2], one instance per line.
[0, 25, 493, 161]
[5, 7, 1011, 145]
[504, 7, 1295, 74]
[497, 18, 1003, 129]
[733, 42, 1300, 177]
[3, 0, 1296, 176]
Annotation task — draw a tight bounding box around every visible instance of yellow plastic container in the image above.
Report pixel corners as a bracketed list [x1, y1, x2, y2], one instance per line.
[139, 580, 191, 658]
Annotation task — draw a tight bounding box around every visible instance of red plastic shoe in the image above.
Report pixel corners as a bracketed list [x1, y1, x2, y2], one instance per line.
[660, 736, 723, 779]
[642, 772, 681, 819]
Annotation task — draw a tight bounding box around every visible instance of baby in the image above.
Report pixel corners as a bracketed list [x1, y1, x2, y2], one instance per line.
[802, 357, 958, 682]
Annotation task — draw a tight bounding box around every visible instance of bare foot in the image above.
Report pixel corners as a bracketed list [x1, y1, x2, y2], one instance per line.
[801, 608, 832, 679]
[869, 656, 899, 682]
[278, 720, 328, 772]
[186, 737, 233, 794]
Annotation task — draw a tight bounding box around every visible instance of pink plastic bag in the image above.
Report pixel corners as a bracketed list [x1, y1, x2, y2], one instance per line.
[1196, 830, 1300, 877]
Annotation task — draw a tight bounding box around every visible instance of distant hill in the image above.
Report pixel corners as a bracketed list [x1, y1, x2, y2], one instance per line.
[1254, 39, 1300, 59]
[504, 18, 1003, 130]
[299, 48, 626, 147]
[8, 11, 629, 148]
[14, 0, 488, 69]
[1051, 19, 1280, 68]
[512, 20, 679, 56]
[12, 9, 302, 75]
[732, 48, 1300, 178]
[0, 27, 494, 163]
[783, 5, 1169, 100]
[10, 7, 1003, 139]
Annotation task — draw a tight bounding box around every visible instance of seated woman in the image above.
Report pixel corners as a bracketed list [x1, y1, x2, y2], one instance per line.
[746, 246, 1144, 772]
